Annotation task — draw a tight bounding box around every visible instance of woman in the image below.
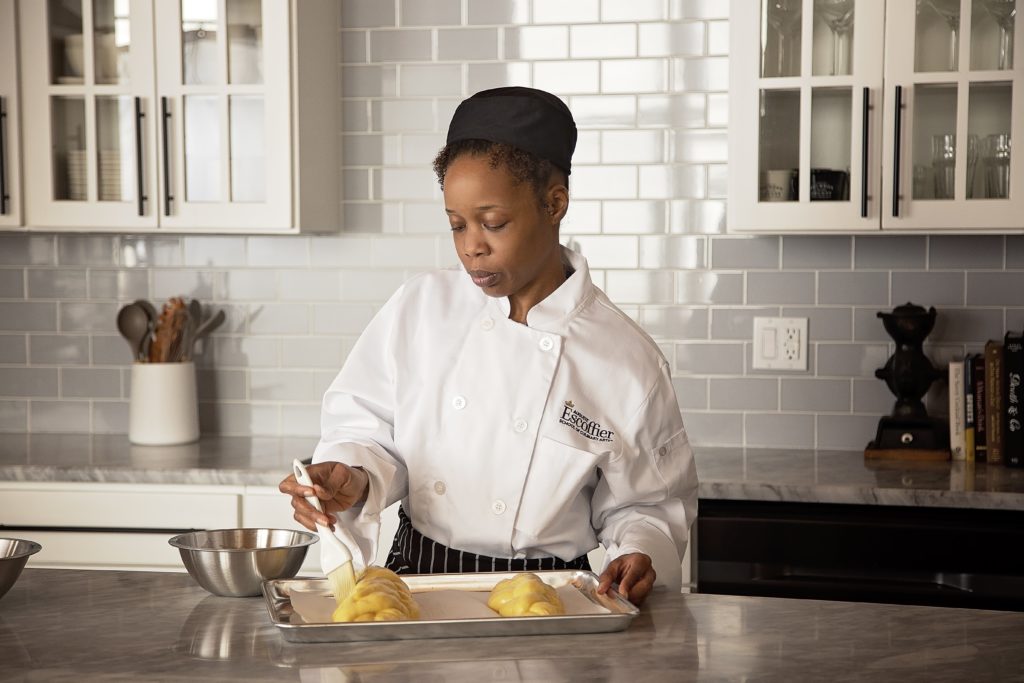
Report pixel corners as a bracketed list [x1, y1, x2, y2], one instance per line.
[280, 87, 698, 605]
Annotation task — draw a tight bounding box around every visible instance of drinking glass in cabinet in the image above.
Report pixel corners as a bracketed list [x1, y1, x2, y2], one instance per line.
[912, 84, 957, 200]
[983, 133, 1012, 198]
[182, 0, 219, 85]
[980, 0, 1016, 70]
[917, 0, 962, 72]
[814, 0, 855, 76]
[95, 96, 134, 202]
[93, 0, 130, 84]
[762, 0, 803, 78]
[48, 0, 84, 84]
[810, 87, 852, 200]
[52, 96, 87, 201]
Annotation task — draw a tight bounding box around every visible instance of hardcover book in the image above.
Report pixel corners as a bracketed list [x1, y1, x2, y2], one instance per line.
[949, 360, 966, 460]
[985, 340, 1004, 465]
[1004, 332, 1024, 468]
[973, 353, 987, 461]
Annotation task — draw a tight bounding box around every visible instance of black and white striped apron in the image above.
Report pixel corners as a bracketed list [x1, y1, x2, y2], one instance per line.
[384, 506, 592, 575]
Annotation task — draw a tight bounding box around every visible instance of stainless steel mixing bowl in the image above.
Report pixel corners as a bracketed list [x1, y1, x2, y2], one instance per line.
[0, 538, 43, 602]
[169, 528, 317, 597]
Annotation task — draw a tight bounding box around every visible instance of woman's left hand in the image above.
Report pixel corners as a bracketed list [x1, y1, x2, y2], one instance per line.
[597, 552, 656, 606]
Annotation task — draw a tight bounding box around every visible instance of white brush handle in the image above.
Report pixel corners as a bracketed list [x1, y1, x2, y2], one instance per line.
[292, 459, 354, 571]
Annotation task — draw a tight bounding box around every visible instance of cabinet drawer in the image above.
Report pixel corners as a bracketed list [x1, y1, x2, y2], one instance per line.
[9, 530, 185, 571]
[0, 484, 240, 530]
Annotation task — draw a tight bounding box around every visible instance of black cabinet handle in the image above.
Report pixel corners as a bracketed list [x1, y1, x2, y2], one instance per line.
[892, 85, 903, 217]
[160, 96, 174, 216]
[861, 87, 869, 218]
[134, 97, 146, 216]
[0, 96, 8, 216]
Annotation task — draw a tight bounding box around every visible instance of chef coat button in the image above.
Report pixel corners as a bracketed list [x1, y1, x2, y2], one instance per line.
[491, 500, 506, 515]
[538, 336, 554, 351]
[434, 481, 446, 495]
[513, 418, 528, 433]
[481, 317, 494, 331]
[658, 446, 668, 457]
[452, 395, 467, 410]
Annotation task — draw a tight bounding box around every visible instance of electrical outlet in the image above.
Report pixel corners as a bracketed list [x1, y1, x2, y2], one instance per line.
[752, 317, 809, 371]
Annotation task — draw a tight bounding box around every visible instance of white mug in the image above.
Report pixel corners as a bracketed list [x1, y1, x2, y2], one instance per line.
[129, 361, 200, 445]
[759, 169, 796, 201]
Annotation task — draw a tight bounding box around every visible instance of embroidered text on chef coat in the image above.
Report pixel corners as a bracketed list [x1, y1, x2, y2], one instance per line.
[558, 400, 615, 443]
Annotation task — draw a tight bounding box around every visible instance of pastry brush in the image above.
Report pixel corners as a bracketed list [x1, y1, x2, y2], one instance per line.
[292, 459, 358, 604]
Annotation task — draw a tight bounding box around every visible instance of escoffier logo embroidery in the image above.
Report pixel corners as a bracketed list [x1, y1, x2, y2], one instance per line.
[560, 400, 615, 442]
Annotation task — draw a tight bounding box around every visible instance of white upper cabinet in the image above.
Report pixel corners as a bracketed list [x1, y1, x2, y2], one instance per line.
[17, 0, 339, 233]
[0, 0, 23, 228]
[730, 0, 1023, 233]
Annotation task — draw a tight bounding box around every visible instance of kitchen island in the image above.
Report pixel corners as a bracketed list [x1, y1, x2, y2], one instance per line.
[2, 568, 1023, 681]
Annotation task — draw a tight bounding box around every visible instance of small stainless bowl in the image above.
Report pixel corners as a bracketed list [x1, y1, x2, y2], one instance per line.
[0, 538, 43, 602]
[169, 528, 317, 598]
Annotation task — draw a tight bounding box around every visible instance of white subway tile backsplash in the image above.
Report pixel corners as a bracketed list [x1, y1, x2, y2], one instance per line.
[251, 370, 318, 401]
[57, 236, 118, 266]
[639, 236, 705, 268]
[0, 399, 28, 431]
[88, 269, 149, 300]
[601, 58, 668, 94]
[403, 202, 449, 234]
[711, 378, 778, 410]
[59, 303, 119, 333]
[309, 237, 374, 268]
[91, 334, 134, 365]
[854, 236, 927, 269]
[569, 95, 636, 127]
[343, 203, 385, 232]
[673, 377, 707, 409]
[249, 304, 310, 335]
[278, 271, 342, 302]
[817, 343, 890, 378]
[640, 306, 708, 337]
[747, 272, 815, 305]
[571, 165, 638, 199]
[602, 130, 666, 164]
[670, 0, 730, 20]
[339, 270, 407, 301]
[818, 272, 888, 306]
[1, 368, 58, 396]
[816, 415, 881, 450]
[853, 378, 894, 414]
[343, 134, 385, 166]
[215, 271, 278, 302]
[62, 368, 120, 398]
[852, 308, 892, 342]
[438, 28, 500, 60]
[400, 0, 461, 26]
[605, 270, 675, 303]
[930, 236, 1004, 269]
[204, 402, 281, 436]
[601, 0, 667, 21]
[605, 201, 667, 235]
[570, 24, 637, 58]
[342, 100, 372, 132]
[707, 20, 728, 55]
[0, 269, 23, 297]
[377, 99, 436, 132]
[677, 271, 742, 304]
[504, 26, 569, 60]
[0, 235, 54, 265]
[676, 341, 744, 374]
[401, 134, 447, 166]
[152, 270, 215, 302]
[280, 338, 350, 369]
[370, 29, 433, 62]
[341, 30, 368, 63]
[673, 129, 727, 162]
[706, 92, 728, 127]
[564, 236, 639, 268]
[400, 65, 463, 97]
[313, 304, 377, 335]
[533, 0, 599, 24]
[637, 21, 705, 57]
[281, 404, 322, 436]
[30, 400, 91, 432]
[781, 378, 850, 412]
[781, 236, 852, 269]
[746, 413, 814, 448]
[639, 165, 706, 200]
[711, 307, 779, 340]
[344, 169, 372, 200]
[28, 335, 89, 365]
[468, 0, 530, 25]
[120, 238, 182, 268]
[891, 272, 965, 307]
[931, 307, 1005, 343]
[782, 307, 852, 341]
[341, 0, 396, 28]
[711, 236, 779, 269]
[573, 131, 602, 163]
[561, 200, 602, 234]
[671, 56, 728, 91]
[371, 237, 441, 268]
[0, 335, 26, 364]
[680, 411, 742, 445]
[534, 60, 600, 94]
[208, 336, 280, 368]
[467, 62, 532, 92]
[92, 401, 128, 433]
[248, 238, 309, 268]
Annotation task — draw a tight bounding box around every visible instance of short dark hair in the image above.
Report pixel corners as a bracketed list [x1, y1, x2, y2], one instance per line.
[432, 139, 564, 207]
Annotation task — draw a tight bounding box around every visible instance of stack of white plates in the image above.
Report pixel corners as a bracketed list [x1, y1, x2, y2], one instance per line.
[99, 150, 124, 201]
[66, 149, 87, 200]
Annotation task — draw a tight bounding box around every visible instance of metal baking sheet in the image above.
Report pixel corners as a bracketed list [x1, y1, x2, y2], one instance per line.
[262, 570, 639, 643]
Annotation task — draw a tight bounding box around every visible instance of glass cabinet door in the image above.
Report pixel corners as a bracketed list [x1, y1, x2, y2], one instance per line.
[19, 0, 157, 228]
[154, 0, 291, 231]
[730, 0, 885, 231]
[883, 0, 1022, 229]
[0, 0, 22, 227]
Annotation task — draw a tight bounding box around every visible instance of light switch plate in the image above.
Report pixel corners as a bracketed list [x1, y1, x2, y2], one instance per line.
[752, 317, 808, 371]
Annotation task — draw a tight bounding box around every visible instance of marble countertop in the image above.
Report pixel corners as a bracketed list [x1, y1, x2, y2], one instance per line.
[2, 568, 1023, 680]
[2, 433, 1023, 510]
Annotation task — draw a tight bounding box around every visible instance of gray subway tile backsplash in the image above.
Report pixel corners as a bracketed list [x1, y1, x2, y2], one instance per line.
[2, 8, 1017, 452]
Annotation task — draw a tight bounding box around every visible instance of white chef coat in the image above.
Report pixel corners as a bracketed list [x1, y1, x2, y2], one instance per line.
[312, 246, 698, 574]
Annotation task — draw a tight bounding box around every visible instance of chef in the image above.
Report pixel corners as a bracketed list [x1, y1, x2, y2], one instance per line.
[280, 86, 698, 606]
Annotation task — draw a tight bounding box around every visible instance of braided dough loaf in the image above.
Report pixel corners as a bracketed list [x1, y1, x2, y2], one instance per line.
[331, 567, 420, 622]
[487, 572, 565, 617]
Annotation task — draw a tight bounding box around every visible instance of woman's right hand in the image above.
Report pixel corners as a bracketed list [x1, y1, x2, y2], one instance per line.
[278, 461, 370, 532]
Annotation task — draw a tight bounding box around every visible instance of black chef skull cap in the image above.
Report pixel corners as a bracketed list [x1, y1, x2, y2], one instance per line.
[446, 86, 577, 175]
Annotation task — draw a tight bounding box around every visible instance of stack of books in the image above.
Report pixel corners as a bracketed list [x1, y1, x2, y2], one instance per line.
[949, 331, 1024, 466]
